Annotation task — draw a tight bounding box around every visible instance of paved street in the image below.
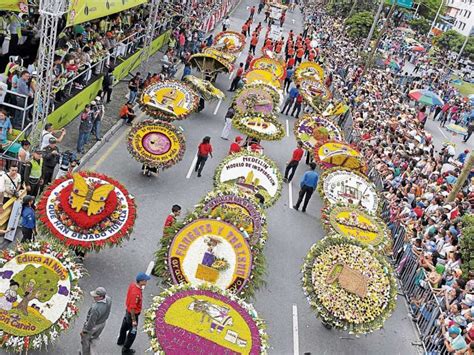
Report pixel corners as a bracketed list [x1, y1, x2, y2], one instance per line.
[7, 1, 427, 355]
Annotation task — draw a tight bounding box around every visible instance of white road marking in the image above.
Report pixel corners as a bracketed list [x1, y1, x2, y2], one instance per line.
[214, 99, 222, 115]
[292, 304, 299, 355]
[289, 181, 293, 209]
[145, 261, 155, 276]
[286, 119, 290, 137]
[229, 71, 234, 80]
[186, 155, 198, 179]
[437, 126, 448, 139]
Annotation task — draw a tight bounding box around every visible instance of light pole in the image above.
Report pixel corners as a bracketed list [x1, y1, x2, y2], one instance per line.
[364, 0, 384, 50]
[456, 26, 473, 62]
[428, 0, 444, 36]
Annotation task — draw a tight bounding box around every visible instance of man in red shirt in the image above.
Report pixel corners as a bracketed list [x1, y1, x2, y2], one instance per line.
[296, 46, 304, 64]
[195, 136, 213, 177]
[229, 136, 243, 154]
[284, 141, 304, 182]
[249, 35, 258, 55]
[117, 272, 150, 354]
[229, 63, 244, 92]
[163, 204, 181, 233]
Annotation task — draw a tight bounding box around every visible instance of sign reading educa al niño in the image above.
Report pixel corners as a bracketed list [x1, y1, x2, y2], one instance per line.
[168, 219, 253, 294]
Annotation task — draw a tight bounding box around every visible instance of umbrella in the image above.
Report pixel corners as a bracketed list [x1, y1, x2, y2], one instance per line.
[411, 45, 425, 52]
[408, 89, 444, 106]
[388, 60, 400, 71]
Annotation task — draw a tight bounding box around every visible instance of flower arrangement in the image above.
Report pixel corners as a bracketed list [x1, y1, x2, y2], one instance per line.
[294, 62, 325, 82]
[126, 119, 186, 169]
[183, 75, 225, 101]
[37, 171, 137, 252]
[0, 241, 82, 353]
[301, 235, 397, 334]
[293, 114, 344, 152]
[245, 70, 282, 89]
[249, 57, 286, 81]
[213, 151, 283, 208]
[233, 85, 281, 116]
[192, 185, 268, 247]
[232, 112, 285, 141]
[213, 31, 246, 53]
[143, 284, 269, 354]
[189, 53, 233, 73]
[313, 140, 368, 173]
[154, 216, 266, 300]
[203, 47, 237, 64]
[317, 167, 381, 215]
[139, 80, 199, 121]
[321, 204, 389, 251]
[245, 82, 283, 105]
[297, 79, 332, 112]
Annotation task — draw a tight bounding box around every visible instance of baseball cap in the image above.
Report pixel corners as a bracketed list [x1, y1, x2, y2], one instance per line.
[448, 326, 461, 335]
[90, 287, 107, 297]
[49, 137, 57, 144]
[136, 272, 151, 282]
[235, 136, 243, 142]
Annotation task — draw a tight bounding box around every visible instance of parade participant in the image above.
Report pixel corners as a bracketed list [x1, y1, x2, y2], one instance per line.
[244, 53, 254, 71]
[284, 66, 294, 93]
[221, 106, 235, 140]
[117, 272, 150, 354]
[284, 141, 304, 183]
[249, 5, 256, 19]
[81, 287, 112, 355]
[241, 21, 249, 37]
[295, 45, 304, 64]
[20, 195, 36, 242]
[194, 136, 213, 178]
[229, 63, 244, 92]
[294, 162, 318, 212]
[23, 148, 43, 198]
[229, 136, 243, 154]
[291, 94, 304, 118]
[281, 84, 300, 115]
[119, 102, 136, 125]
[164, 204, 181, 232]
[41, 137, 60, 186]
[222, 16, 230, 31]
[249, 34, 258, 55]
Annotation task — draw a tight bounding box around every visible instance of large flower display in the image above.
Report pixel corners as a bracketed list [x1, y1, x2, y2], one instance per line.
[322, 204, 389, 251]
[214, 151, 283, 208]
[213, 31, 246, 53]
[314, 140, 367, 173]
[127, 120, 186, 170]
[155, 217, 265, 298]
[298, 78, 332, 112]
[140, 80, 199, 121]
[203, 47, 237, 64]
[144, 284, 268, 354]
[245, 70, 282, 89]
[302, 235, 397, 334]
[183, 75, 225, 101]
[233, 85, 280, 116]
[249, 57, 286, 81]
[295, 62, 325, 82]
[317, 168, 380, 214]
[232, 112, 285, 141]
[0, 241, 82, 353]
[294, 114, 343, 152]
[38, 171, 136, 252]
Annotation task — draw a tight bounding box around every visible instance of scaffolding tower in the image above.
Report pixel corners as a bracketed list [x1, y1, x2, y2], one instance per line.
[30, 0, 68, 146]
[139, 0, 161, 73]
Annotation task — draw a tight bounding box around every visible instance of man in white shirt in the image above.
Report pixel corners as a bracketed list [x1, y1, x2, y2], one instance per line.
[40, 123, 66, 149]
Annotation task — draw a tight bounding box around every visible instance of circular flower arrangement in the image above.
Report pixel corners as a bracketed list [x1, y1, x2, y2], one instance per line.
[318, 168, 381, 214]
[144, 284, 268, 354]
[302, 235, 397, 334]
[194, 186, 267, 247]
[155, 217, 265, 299]
[245, 82, 283, 105]
[294, 114, 343, 152]
[232, 112, 285, 141]
[245, 70, 281, 89]
[0, 241, 82, 353]
[298, 78, 332, 112]
[322, 204, 388, 251]
[189, 53, 233, 74]
[183, 75, 225, 101]
[295, 62, 325, 82]
[127, 120, 186, 170]
[314, 140, 367, 173]
[233, 85, 280, 115]
[203, 47, 237, 64]
[249, 57, 286, 81]
[140, 80, 199, 121]
[213, 31, 246, 53]
[37, 171, 136, 252]
[214, 151, 283, 208]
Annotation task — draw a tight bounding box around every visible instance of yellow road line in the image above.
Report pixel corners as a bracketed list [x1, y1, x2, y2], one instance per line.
[90, 127, 129, 171]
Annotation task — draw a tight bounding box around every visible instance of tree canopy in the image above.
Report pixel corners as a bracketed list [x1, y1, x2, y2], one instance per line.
[345, 11, 375, 39]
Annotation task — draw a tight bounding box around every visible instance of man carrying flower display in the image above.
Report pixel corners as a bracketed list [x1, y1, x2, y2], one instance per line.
[284, 142, 304, 183]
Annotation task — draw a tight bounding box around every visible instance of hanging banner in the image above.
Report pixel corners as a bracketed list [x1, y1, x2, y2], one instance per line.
[67, 0, 147, 26]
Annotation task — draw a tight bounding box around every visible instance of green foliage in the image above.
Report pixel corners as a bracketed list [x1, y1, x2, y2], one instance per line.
[418, 0, 443, 18]
[345, 11, 375, 39]
[434, 30, 474, 60]
[408, 17, 430, 33]
[327, 0, 378, 17]
[461, 214, 474, 278]
[13, 265, 59, 303]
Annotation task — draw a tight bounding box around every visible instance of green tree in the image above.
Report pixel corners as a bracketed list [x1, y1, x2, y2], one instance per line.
[434, 29, 464, 51]
[345, 11, 375, 39]
[12, 265, 60, 316]
[460, 214, 474, 279]
[408, 17, 430, 33]
[417, 0, 444, 19]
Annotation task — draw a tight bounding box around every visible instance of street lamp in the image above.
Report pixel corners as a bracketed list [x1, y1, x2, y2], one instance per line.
[456, 25, 473, 62]
[429, 0, 445, 36]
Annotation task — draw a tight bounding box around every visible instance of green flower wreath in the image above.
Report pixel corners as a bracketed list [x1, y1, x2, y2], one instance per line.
[143, 283, 269, 354]
[301, 235, 397, 334]
[233, 83, 281, 116]
[0, 241, 83, 353]
[213, 151, 283, 208]
[316, 167, 382, 215]
[232, 112, 285, 141]
[192, 185, 268, 248]
[321, 204, 389, 252]
[154, 213, 267, 300]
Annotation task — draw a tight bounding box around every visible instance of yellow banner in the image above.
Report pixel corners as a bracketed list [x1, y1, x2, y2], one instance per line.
[67, 0, 147, 26]
[0, 0, 27, 12]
